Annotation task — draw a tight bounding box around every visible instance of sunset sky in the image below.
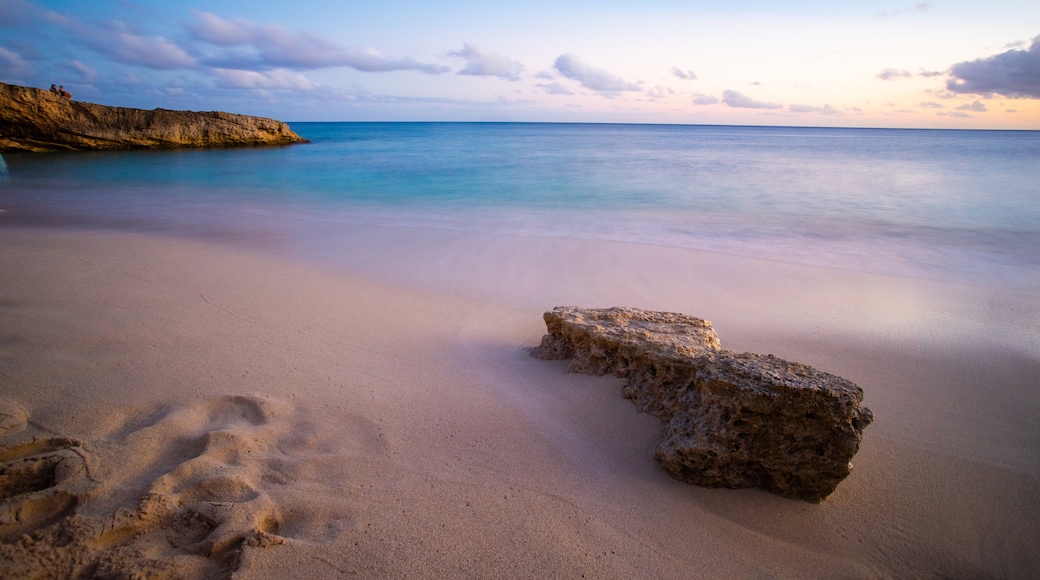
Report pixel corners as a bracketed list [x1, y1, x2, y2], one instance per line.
[1, 0, 1038, 128]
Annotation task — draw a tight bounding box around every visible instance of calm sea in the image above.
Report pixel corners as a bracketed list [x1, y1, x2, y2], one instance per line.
[2, 123, 1039, 287]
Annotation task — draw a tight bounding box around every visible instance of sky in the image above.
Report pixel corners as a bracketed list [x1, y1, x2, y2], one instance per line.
[1, 0, 1039, 128]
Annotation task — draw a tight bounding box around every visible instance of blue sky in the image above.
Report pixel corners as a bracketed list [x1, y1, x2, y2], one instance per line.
[1, 0, 1038, 127]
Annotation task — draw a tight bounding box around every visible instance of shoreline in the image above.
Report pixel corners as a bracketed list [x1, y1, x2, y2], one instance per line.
[1, 225, 1038, 577]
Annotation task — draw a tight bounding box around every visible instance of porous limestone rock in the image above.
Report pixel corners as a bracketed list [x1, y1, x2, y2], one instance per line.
[0, 82, 308, 152]
[531, 306, 873, 502]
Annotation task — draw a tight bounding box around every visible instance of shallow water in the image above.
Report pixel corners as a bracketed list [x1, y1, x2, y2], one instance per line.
[2, 123, 1039, 287]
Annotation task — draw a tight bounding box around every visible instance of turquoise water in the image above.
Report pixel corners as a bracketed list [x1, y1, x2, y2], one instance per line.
[2, 123, 1039, 285]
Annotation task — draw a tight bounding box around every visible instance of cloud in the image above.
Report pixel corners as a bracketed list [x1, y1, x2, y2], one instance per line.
[878, 2, 932, 18]
[78, 28, 197, 70]
[210, 68, 318, 90]
[940, 111, 974, 118]
[449, 44, 524, 81]
[955, 100, 988, 112]
[671, 67, 696, 81]
[878, 68, 912, 81]
[65, 59, 99, 83]
[918, 69, 944, 77]
[721, 89, 782, 109]
[45, 12, 198, 70]
[787, 103, 841, 115]
[0, 0, 39, 28]
[946, 35, 1040, 98]
[539, 82, 573, 95]
[0, 46, 32, 77]
[645, 85, 674, 99]
[187, 11, 448, 74]
[553, 54, 640, 93]
[919, 101, 944, 108]
[692, 93, 718, 105]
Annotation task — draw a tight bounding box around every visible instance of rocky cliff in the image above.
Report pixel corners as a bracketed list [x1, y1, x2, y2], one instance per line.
[0, 83, 308, 152]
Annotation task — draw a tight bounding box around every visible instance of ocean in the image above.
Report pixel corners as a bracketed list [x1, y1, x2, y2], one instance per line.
[2, 123, 1039, 289]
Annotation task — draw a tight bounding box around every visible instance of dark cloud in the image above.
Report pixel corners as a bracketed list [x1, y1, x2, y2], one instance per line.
[878, 68, 912, 81]
[671, 67, 696, 81]
[692, 93, 718, 105]
[721, 90, 781, 109]
[449, 44, 524, 81]
[955, 100, 988, 112]
[947, 36, 1040, 98]
[553, 54, 640, 93]
[187, 11, 448, 74]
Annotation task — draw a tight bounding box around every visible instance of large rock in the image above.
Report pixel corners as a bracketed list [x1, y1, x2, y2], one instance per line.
[0, 82, 308, 152]
[531, 306, 873, 502]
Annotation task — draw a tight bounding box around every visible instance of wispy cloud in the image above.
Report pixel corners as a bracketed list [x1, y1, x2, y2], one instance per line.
[210, 68, 318, 90]
[449, 44, 524, 81]
[187, 12, 448, 74]
[877, 68, 912, 81]
[788, 103, 841, 115]
[539, 82, 574, 95]
[919, 101, 944, 108]
[955, 100, 988, 112]
[721, 90, 781, 109]
[671, 67, 696, 81]
[645, 85, 674, 99]
[0, 46, 32, 78]
[65, 59, 100, 83]
[50, 13, 198, 70]
[0, 0, 41, 28]
[947, 35, 1040, 98]
[101, 31, 197, 70]
[553, 54, 640, 94]
[878, 2, 933, 18]
[691, 93, 719, 105]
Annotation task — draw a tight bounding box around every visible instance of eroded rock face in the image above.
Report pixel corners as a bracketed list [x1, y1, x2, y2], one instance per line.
[531, 306, 873, 502]
[0, 82, 308, 152]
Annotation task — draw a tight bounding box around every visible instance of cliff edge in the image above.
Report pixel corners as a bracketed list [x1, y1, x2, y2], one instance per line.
[0, 83, 309, 152]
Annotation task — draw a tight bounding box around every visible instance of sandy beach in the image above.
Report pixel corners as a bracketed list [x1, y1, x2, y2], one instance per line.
[1, 225, 1038, 578]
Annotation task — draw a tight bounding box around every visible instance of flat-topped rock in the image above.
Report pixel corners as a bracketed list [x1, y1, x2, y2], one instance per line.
[0, 82, 308, 152]
[531, 306, 873, 502]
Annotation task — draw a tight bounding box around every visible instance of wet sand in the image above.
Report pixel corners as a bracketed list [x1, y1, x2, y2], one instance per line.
[1, 226, 1038, 578]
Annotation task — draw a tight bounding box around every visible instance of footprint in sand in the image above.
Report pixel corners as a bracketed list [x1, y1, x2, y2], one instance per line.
[0, 435, 86, 543]
[0, 394, 315, 579]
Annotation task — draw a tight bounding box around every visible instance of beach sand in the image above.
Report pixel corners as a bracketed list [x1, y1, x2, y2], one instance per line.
[1, 226, 1038, 578]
